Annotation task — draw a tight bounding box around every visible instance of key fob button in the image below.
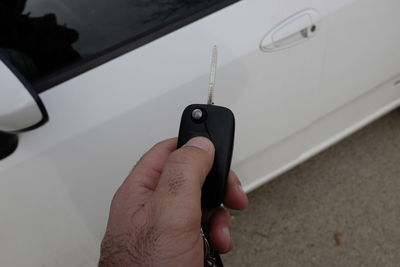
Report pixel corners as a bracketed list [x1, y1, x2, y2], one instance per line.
[191, 108, 207, 123]
[191, 108, 204, 121]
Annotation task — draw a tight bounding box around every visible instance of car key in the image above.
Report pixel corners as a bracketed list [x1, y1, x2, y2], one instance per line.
[177, 46, 235, 267]
[177, 46, 235, 208]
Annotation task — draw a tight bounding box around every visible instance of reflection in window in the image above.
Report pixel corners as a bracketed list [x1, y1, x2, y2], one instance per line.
[0, 0, 80, 83]
[0, 0, 229, 88]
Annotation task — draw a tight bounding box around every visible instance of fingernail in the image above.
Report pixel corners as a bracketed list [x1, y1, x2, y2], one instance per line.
[184, 137, 212, 152]
[222, 227, 231, 240]
[237, 183, 245, 194]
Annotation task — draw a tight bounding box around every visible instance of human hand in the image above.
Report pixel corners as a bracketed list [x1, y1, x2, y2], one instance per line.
[99, 137, 248, 267]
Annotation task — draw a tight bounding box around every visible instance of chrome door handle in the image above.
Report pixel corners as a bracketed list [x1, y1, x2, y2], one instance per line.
[260, 9, 321, 52]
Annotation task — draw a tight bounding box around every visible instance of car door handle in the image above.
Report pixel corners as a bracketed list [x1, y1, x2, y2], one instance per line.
[260, 9, 321, 52]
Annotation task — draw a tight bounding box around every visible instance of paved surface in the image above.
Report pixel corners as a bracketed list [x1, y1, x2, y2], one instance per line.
[222, 109, 400, 267]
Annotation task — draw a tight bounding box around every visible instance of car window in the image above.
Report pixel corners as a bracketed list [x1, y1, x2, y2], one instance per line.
[0, 0, 239, 92]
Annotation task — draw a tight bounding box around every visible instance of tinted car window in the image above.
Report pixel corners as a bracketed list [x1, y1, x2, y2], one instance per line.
[0, 0, 238, 92]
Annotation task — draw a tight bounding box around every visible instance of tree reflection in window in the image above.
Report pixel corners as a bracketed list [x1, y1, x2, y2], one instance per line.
[0, 0, 80, 82]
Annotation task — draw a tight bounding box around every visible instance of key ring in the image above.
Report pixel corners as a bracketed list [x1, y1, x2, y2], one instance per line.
[201, 227, 224, 267]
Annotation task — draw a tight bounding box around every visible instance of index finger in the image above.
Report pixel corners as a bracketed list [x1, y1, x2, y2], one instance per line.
[223, 171, 248, 210]
[115, 138, 177, 206]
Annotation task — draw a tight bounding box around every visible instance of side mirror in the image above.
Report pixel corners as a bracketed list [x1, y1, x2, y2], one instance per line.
[0, 58, 48, 159]
[0, 59, 48, 132]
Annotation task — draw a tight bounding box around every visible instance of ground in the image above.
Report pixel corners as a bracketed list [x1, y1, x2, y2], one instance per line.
[223, 108, 400, 267]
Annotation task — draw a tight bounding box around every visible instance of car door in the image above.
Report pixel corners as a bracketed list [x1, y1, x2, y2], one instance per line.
[315, 0, 400, 116]
[0, 0, 327, 266]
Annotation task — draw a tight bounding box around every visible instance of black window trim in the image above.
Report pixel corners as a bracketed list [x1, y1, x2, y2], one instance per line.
[31, 0, 242, 93]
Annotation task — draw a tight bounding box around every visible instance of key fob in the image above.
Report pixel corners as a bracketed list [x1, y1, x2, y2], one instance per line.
[177, 104, 235, 208]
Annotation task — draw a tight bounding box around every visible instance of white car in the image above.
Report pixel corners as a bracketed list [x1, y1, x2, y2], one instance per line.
[1, 0, 400, 266]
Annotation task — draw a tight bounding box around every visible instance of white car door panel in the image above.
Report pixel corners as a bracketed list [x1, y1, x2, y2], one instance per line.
[3, 0, 400, 266]
[238, 0, 400, 191]
[316, 0, 400, 118]
[0, 1, 328, 266]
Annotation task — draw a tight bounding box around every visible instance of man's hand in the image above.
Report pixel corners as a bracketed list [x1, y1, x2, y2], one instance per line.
[99, 137, 248, 267]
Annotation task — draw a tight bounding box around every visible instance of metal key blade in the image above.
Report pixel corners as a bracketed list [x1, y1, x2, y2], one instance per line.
[208, 46, 218, 105]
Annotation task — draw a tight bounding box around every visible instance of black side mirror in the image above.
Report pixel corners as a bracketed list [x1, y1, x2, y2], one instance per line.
[0, 57, 48, 159]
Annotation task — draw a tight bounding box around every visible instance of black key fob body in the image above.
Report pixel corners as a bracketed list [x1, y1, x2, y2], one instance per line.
[177, 104, 235, 208]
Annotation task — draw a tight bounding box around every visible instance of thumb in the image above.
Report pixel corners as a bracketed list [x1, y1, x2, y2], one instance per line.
[152, 137, 215, 225]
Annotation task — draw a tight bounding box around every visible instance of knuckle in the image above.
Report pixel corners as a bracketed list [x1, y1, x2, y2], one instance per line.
[162, 151, 207, 196]
[168, 149, 197, 166]
[110, 186, 124, 207]
[165, 168, 186, 196]
[131, 152, 148, 172]
[161, 207, 201, 232]
[167, 148, 211, 175]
